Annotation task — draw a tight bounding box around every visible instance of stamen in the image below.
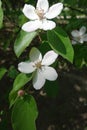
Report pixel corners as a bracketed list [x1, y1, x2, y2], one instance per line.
[35, 9, 44, 20]
[35, 61, 42, 69]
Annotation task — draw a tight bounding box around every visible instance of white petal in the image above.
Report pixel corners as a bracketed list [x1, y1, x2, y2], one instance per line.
[73, 37, 83, 44]
[83, 34, 87, 41]
[45, 3, 63, 19]
[71, 40, 77, 45]
[18, 62, 35, 74]
[42, 66, 58, 81]
[72, 37, 82, 43]
[41, 20, 56, 30]
[79, 26, 86, 36]
[33, 70, 46, 90]
[23, 4, 39, 20]
[36, 0, 49, 13]
[79, 39, 84, 44]
[42, 50, 58, 65]
[22, 20, 41, 32]
[71, 30, 80, 37]
[29, 47, 42, 62]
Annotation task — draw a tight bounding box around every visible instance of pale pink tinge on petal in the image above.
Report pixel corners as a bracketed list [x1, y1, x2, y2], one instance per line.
[45, 3, 63, 19]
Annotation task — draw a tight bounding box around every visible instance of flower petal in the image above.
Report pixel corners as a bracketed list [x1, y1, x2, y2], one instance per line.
[23, 4, 39, 20]
[45, 3, 63, 19]
[71, 40, 77, 45]
[42, 50, 58, 65]
[22, 20, 41, 32]
[18, 62, 35, 73]
[73, 37, 83, 44]
[83, 34, 87, 41]
[29, 47, 42, 62]
[42, 66, 58, 81]
[79, 26, 86, 36]
[41, 20, 56, 30]
[71, 30, 80, 37]
[36, 0, 49, 13]
[79, 39, 84, 44]
[33, 70, 46, 90]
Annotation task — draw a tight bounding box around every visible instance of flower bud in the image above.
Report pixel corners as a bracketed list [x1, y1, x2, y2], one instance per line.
[18, 90, 25, 97]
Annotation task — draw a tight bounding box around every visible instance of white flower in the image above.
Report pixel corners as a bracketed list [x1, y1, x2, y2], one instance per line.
[18, 47, 58, 90]
[71, 26, 87, 44]
[22, 0, 63, 32]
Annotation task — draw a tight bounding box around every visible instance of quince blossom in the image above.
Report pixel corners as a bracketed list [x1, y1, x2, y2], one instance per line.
[22, 0, 63, 32]
[18, 47, 58, 90]
[71, 26, 87, 44]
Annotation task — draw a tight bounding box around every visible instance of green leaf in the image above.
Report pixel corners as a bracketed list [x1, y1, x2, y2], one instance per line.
[0, 0, 3, 28]
[8, 66, 18, 79]
[12, 95, 38, 130]
[39, 41, 51, 55]
[13, 73, 32, 91]
[47, 26, 74, 63]
[64, 0, 77, 6]
[18, 14, 28, 27]
[0, 68, 7, 80]
[74, 44, 87, 68]
[14, 30, 37, 57]
[9, 90, 18, 108]
[44, 80, 59, 97]
[9, 73, 32, 107]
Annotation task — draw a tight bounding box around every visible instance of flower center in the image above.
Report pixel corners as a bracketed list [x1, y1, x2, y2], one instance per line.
[35, 61, 42, 69]
[35, 9, 44, 20]
[78, 36, 81, 40]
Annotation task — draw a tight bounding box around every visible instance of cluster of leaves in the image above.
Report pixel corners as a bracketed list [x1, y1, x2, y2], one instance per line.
[0, 0, 87, 130]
